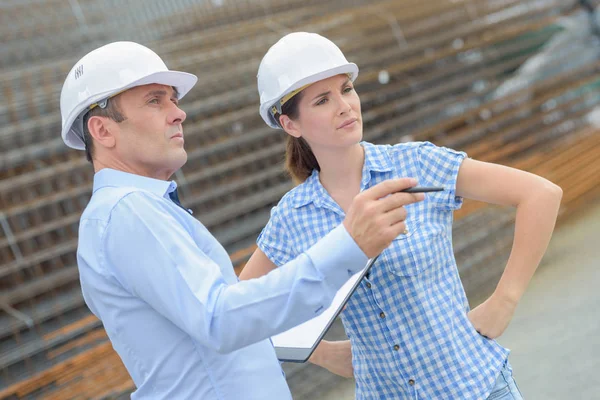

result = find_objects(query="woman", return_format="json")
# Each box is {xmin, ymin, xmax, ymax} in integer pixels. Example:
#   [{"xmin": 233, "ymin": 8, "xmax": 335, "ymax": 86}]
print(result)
[{"xmin": 241, "ymin": 32, "xmax": 562, "ymax": 399}]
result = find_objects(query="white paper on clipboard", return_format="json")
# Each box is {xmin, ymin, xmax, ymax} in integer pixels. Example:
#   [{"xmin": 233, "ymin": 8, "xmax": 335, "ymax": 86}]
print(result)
[{"xmin": 271, "ymin": 259, "xmax": 373, "ymax": 350}]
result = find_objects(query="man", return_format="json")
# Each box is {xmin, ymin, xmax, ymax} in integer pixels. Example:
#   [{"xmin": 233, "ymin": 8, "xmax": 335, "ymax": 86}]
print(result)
[{"xmin": 60, "ymin": 41, "xmax": 424, "ymax": 399}]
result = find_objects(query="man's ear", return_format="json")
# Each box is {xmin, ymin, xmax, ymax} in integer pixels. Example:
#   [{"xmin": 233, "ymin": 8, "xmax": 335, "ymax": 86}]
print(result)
[
  {"xmin": 87, "ymin": 116, "xmax": 117, "ymax": 149},
  {"xmin": 279, "ymin": 114, "xmax": 301, "ymax": 138}
]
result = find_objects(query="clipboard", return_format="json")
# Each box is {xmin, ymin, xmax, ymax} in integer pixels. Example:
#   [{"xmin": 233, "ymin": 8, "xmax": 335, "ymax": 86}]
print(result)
[{"xmin": 271, "ymin": 255, "xmax": 379, "ymax": 363}]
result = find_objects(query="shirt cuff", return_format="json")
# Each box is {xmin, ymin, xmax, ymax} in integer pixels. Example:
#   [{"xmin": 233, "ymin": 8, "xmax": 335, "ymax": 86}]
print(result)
[{"xmin": 304, "ymin": 224, "xmax": 369, "ymax": 288}]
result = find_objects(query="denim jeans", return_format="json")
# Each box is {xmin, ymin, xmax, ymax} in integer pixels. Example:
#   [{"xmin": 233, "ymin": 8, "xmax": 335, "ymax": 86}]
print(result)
[{"xmin": 486, "ymin": 360, "xmax": 524, "ymax": 400}]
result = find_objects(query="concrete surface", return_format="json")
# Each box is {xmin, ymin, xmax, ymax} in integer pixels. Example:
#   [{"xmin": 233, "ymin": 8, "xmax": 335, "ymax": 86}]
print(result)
[{"xmin": 319, "ymin": 200, "xmax": 600, "ymax": 399}]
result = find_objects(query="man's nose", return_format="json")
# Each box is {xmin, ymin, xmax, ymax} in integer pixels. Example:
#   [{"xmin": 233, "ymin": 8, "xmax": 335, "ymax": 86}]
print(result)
[{"xmin": 169, "ymin": 104, "xmax": 187, "ymax": 125}]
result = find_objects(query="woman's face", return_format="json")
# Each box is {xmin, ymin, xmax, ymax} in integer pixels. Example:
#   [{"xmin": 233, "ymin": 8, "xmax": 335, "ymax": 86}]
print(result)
[{"xmin": 281, "ymin": 74, "xmax": 363, "ymax": 151}]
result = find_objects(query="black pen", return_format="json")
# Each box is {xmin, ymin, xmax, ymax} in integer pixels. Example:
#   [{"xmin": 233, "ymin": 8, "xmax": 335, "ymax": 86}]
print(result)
[{"xmin": 401, "ymin": 186, "xmax": 444, "ymax": 193}]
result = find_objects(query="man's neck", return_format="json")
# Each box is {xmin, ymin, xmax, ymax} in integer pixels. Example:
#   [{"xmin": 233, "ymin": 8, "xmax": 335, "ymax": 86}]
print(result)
[{"xmin": 93, "ymin": 157, "xmax": 174, "ymax": 181}]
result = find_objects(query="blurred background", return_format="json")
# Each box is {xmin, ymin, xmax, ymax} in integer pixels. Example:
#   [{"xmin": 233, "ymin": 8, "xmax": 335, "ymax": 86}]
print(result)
[{"xmin": 1, "ymin": 0, "xmax": 600, "ymax": 399}]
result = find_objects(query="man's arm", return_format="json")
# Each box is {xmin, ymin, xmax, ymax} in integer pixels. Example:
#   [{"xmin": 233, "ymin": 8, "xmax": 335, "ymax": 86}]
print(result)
[{"xmin": 106, "ymin": 178, "xmax": 422, "ymax": 353}]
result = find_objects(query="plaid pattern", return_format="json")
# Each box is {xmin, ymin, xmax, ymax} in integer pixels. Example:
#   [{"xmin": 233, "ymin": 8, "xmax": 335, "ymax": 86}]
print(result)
[{"xmin": 258, "ymin": 142, "xmax": 510, "ymax": 399}]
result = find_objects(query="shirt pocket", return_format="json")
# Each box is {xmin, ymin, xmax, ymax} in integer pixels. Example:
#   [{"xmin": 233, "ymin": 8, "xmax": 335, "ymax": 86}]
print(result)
[
  {"xmin": 383, "ymin": 219, "xmax": 447, "ymax": 277},
  {"xmin": 380, "ymin": 218, "xmax": 419, "ymax": 277}
]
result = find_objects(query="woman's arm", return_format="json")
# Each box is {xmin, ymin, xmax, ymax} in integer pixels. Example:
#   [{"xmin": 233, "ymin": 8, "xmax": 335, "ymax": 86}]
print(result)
[
  {"xmin": 239, "ymin": 248, "xmax": 278, "ymax": 280},
  {"xmin": 456, "ymin": 158, "xmax": 563, "ymax": 338},
  {"xmin": 240, "ymin": 248, "xmax": 354, "ymax": 377}
]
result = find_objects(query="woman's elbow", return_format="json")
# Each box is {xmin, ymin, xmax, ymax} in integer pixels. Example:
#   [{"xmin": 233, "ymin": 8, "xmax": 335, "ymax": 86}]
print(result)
[
  {"xmin": 536, "ymin": 178, "xmax": 563, "ymax": 207},
  {"xmin": 545, "ymin": 180, "xmax": 563, "ymax": 201}
]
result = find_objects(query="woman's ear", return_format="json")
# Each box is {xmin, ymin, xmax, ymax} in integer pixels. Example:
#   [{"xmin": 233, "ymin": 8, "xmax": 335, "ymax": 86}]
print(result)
[{"xmin": 279, "ymin": 114, "xmax": 302, "ymax": 138}]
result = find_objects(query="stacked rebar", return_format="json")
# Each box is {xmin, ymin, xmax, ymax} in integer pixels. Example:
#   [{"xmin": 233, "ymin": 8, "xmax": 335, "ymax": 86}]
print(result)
[{"xmin": 1, "ymin": 0, "xmax": 599, "ymax": 398}]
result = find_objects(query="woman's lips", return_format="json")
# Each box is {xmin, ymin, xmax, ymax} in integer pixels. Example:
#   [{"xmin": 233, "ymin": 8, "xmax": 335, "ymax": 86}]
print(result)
[{"xmin": 338, "ymin": 118, "xmax": 358, "ymax": 129}]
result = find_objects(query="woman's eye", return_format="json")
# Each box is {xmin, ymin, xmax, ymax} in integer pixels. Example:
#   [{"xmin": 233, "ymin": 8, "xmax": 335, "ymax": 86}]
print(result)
[
  {"xmin": 316, "ymin": 98, "xmax": 327, "ymax": 106},
  {"xmin": 149, "ymin": 98, "xmax": 160, "ymax": 104},
  {"xmin": 343, "ymin": 86, "xmax": 354, "ymax": 93}
]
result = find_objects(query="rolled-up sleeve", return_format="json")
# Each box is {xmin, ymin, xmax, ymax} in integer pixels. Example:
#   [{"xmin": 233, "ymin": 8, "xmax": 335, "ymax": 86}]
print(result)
[
  {"xmin": 104, "ymin": 192, "xmax": 367, "ymax": 354},
  {"xmin": 257, "ymin": 209, "xmax": 296, "ymax": 266},
  {"xmin": 415, "ymin": 142, "xmax": 466, "ymax": 210}
]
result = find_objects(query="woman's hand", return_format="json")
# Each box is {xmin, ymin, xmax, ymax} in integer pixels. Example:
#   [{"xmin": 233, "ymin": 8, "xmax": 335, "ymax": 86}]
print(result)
[
  {"xmin": 467, "ymin": 293, "xmax": 518, "ymax": 339},
  {"xmin": 309, "ymin": 340, "xmax": 354, "ymax": 378}
]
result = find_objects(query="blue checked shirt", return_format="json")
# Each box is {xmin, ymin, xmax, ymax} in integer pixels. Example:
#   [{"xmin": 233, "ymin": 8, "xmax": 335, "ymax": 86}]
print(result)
[
  {"xmin": 77, "ymin": 168, "xmax": 368, "ymax": 399},
  {"xmin": 257, "ymin": 142, "xmax": 510, "ymax": 399}
]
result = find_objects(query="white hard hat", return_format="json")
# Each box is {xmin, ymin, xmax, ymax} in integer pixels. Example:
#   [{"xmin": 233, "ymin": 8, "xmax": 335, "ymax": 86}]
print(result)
[
  {"xmin": 257, "ymin": 32, "xmax": 359, "ymax": 129},
  {"xmin": 60, "ymin": 41, "xmax": 198, "ymax": 150}
]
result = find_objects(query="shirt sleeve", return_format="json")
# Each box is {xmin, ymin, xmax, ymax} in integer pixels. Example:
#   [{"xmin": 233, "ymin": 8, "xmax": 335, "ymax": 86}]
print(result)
[
  {"xmin": 103, "ymin": 191, "xmax": 367, "ymax": 354},
  {"xmin": 414, "ymin": 141, "xmax": 467, "ymax": 211},
  {"xmin": 257, "ymin": 206, "xmax": 296, "ymax": 266}
]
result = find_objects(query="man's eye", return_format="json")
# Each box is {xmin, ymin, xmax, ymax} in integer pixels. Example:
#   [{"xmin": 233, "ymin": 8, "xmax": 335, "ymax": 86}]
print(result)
[{"xmin": 149, "ymin": 98, "xmax": 160, "ymax": 104}]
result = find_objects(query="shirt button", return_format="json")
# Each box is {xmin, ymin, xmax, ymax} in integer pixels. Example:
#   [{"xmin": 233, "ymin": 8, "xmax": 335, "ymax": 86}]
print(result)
[
  {"xmin": 409, "ymin": 379, "xmax": 415, "ymax": 386},
  {"xmin": 393, "ymin": 344, "xmax": 400, "ymax": 351},
  {"xmin": 366, "ymin": 282, "xmax": 372, "ymax": 288},
  {"xmin": 379, "ymin": 312, "xmax": 385, "ymax": 319}
]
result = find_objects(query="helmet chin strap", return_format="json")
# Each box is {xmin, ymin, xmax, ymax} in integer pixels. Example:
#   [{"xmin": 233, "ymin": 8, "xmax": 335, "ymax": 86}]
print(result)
[
  {"xmin": 270, "ymin": 81, "xmax": 313, "ymax": 121},
  {"xmin": 270, "ymin": 101, "xmax": 283, "ymax": 121},
  {"xmin": 76, "ymin": 96, "xmax": 109, "ymax": 147},
  {"xmin": 72, "ymin": 113, "xmax": 88, "ymax": 147}
]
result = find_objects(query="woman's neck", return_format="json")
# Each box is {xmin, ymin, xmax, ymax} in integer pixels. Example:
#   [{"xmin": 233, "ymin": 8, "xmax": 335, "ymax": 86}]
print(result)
[{"xmin": 313, "ymin": 143, "xmax": 365, "ymax": 208}]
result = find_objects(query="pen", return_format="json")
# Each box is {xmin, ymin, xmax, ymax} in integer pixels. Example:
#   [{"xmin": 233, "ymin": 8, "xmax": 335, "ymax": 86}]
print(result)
[{"xmin": 401, "ymin": 186, "xmax": 444, "ymax": 193}]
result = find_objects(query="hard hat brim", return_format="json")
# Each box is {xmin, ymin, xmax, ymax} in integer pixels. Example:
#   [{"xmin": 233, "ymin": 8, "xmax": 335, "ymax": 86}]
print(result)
[
  {"xmin": 260, "ymin": 63, "xmax": 359, "ymax": 129},
  {"xmin": 62, "ymin": 70, "xmax": 198, "ymax": 150}
]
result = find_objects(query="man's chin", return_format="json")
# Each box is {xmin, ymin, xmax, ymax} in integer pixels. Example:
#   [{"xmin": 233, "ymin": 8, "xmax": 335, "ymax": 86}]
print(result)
[{"xmin": 175, "ymin": 150, "xmax": 188, "ymax": 170}]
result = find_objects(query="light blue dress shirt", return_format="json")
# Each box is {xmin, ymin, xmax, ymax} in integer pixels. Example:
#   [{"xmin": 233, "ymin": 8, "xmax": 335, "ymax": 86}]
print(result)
[{"xmin": 77, "ymin": 168, "xmax": 368, "ymax": 399}]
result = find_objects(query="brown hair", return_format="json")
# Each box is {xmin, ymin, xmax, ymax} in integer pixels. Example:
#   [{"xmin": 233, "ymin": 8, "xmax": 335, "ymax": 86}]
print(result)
[
  {"xmin": 82, "ymin": 96, "xmax": 127, "ymax": 164},
  {"xmin": 274, "ymin": 92, "xmax": 319, "ymax": 184}
]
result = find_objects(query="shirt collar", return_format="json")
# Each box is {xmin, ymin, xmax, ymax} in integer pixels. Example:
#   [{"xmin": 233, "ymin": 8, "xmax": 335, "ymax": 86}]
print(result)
[
  {"xmin": 290, "ymin": 142, "xmax": 394, "ymax": 208},
  {"xmin": 361, "ymin": 141, "xmax": 394, "ymax": 173},
  {"xmin": 289, "ymin": 170, "xmax": 322, "ymax": 208},
  {"xmin": 93, "ymin": 168, "xmax": 176, "ymax": 198}
]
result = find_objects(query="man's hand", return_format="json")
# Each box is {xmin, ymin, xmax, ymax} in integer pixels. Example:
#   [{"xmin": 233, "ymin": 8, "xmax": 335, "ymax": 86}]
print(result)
[
  {"xmin": 344, "ymin": 178, "xmax": 425, "ymax": 258},
  {"xmin": 309, "ymin": 340, "xmax": 353, "ymax": 378},
  {"xmin": 467, "ymin": 292, "xmax": 518, "ymax": 339}
]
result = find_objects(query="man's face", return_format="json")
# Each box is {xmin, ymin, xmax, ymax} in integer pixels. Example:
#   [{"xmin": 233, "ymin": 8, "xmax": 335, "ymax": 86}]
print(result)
[{"xmin": 112, "ymin": 84, "xmax": 188, "ymax": 180}]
